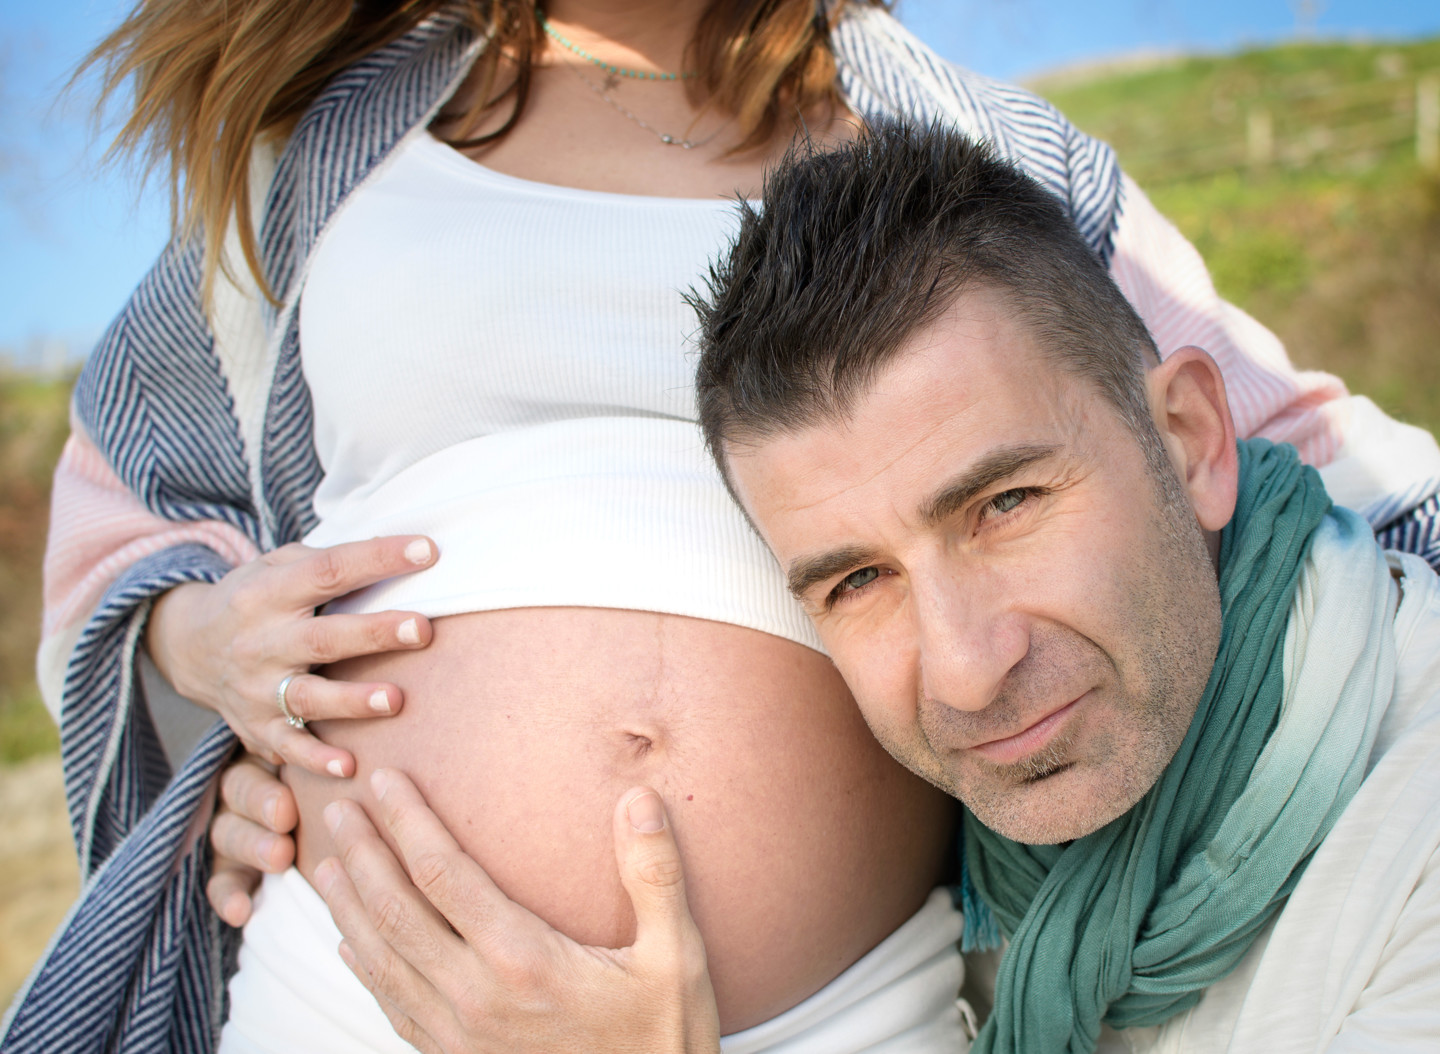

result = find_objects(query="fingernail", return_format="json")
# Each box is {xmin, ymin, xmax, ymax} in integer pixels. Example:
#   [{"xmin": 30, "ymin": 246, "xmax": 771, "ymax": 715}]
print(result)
[
  {"xmin": 314, "ymin": 859, "xmax": 337, "ymax": 896},
  {"xmin": 337, "ymin": 940, "xmax": 356, "ymax": 968},
  {"xmin": 224, "ymin": 893, "xmax": 249, "ymax": 928},
  {"xmin": 397, "ymin": 618, "xmax": 420, "ymax": 645},
  {"xmin": 370, "ymin": 769, "xmax": 390, "ymax": 801},
  {"xmin": 257, "ymin": 833, "xmax": 280, "ymax": 862},
  {"xmin": 323, "ymin": 801, "xmax": 344, "ymax": 837},
  {"xmin": 261, "ymin": 794, "xmax": 278, "ymax": 829},
  {"xmin": 626, "ymin": 791, "xmax": 665, "ymax": 833},
  {"xmin": 404, "ymin": 539, "xmax": 432, "ymax": 565},
  {"xmin": 326, "ymin": 759, "xmax": 346, "ymax": 778},
  {"xmin": 368, "ymin": 689, "xmax": 391, "ymax": 714}
]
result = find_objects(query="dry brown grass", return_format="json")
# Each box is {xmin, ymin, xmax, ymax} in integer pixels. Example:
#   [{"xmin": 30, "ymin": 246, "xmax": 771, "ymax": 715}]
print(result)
[{"xmin": 0, "ymin": 755, "xmax": 79, "ymax": 1011}]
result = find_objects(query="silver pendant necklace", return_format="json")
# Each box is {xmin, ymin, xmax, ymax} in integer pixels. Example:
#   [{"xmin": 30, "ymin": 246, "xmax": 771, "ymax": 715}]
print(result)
[{"xmin": 563, "ymin": 61, "xmax": 728, "ymax": 150}]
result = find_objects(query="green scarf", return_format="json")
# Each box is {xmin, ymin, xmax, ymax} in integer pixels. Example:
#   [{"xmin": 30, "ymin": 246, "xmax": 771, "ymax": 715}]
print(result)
[{"xmin": 965, "ymin": 439, "xmax": 1334, "ymax": 1054}]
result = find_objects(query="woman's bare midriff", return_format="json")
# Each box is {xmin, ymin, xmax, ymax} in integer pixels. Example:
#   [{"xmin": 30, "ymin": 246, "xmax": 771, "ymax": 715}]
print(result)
[{"xmin": 286, "ymin": 606, "xmax": 957, "ymax": 1034}]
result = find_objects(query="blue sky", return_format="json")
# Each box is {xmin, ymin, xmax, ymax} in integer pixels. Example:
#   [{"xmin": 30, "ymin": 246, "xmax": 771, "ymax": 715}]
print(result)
[{"xmin": 3, "ymin": 0, "xmax": 1439, "ymax": 364}]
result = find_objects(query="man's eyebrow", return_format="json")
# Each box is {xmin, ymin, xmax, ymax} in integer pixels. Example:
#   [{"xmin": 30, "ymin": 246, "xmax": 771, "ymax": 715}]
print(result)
[
  {"xmin": 786, "ymin": 544, "xmax": 882, "ymax": 600},
  {"xmin": 782, "ymin": 443, "xmax": 1060, "ymax": 600},
  {"xmin": 918, "ymin": 443, "xmax": 1061, "ymax": 526}
]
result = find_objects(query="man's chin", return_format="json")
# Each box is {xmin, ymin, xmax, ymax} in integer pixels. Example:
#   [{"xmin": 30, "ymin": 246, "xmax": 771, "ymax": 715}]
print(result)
[{"xmin": 957, "ymin": 763, "xmax": 1137, "ymax": 846}]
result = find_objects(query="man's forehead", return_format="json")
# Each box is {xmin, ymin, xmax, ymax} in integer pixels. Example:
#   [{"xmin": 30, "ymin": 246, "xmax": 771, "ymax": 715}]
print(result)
[{"xmin": 729, "ymin": 310, "xmax": 1072, "ymax": 514}]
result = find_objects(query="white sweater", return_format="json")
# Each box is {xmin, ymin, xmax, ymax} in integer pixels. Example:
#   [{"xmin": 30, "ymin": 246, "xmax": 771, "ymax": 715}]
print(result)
[{"xmin": 1088, "ymin": 549, "xmax": 1440, "ymax": 1053}]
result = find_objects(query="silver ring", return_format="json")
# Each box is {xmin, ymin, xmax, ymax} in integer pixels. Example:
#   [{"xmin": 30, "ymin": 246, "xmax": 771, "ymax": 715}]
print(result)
[{"xmin": 276, "ymin": 674, "xmax": 305, "ymax": 729}]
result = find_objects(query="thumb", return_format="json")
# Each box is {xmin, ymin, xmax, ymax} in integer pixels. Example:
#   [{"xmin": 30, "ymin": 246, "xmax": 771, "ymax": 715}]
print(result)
[
  {"xmin": 613, "ymin": 788, "xmax": 721, "ymax": 1053},
  {"xmin": 613, "ymin": 788, "xmax": 699, "ymax": 954}
]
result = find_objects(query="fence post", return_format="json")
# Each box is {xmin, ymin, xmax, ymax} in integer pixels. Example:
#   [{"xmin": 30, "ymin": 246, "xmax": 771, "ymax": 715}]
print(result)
[
  {"xmin": 1420, "ymin": 75, "xmax": 1440, "ymax": 172},
  {"xmin": 1247, "ymin": 107, "xmax": 1274, "ymax": 167}
]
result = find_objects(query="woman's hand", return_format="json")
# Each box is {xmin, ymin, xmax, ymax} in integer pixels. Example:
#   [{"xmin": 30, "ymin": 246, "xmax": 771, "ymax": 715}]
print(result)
[
  {"xmin": 315, "ymin": 770, "xmax": 720, "ymax": 1054},
  {"xmin": 145, "ymin": 536, "xmax": 438, "ymax": 778},
  {"xmin": 207, "ymin": 753, "xmax": 298, "ymax": 926}
]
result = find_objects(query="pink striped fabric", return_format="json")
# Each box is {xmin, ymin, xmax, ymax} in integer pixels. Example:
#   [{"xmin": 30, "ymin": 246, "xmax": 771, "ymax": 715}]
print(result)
[
  {"xmin": 1108, "ymin": 175, "xmax": 1347, "ymax": 468},
  {"xmin": 42, "ymin": 413, "xmax": 261, "ymax": 641}
]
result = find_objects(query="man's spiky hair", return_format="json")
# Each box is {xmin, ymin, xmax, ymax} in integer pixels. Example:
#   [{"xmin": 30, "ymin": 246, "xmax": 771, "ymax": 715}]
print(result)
[{"xmin": 693, "ymin": 121, "xmax": 1159, "ymax": 485}]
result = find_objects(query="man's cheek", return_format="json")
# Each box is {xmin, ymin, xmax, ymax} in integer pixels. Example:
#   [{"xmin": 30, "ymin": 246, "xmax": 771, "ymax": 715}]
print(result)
[{"xmin": 826, "ymin": 641, "xmax": 917, "ymax": 742}]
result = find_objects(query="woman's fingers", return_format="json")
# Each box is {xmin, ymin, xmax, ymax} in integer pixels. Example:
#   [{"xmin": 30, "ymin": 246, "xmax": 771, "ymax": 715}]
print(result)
[
  {"xmin": 290, "ymin": 611, "xmax": 432, "ymax": 671},
  {"xmin": 271, "ymin": 670, "xmax": 404, "ymax": 724},
  {"xmin": 263, "ymin": 610, "xmax": 428, "ymax": 778},
  {"xmin": 266, "ymin": 536, "xmax": 437, "ymax": 609},
  {"xmin": 211, "ymin": 756, "xmax": 297, "ymax": 872},
  {"xmin": 208, "ymin": 754, "xmax": 299, "ymax": 925},
  {"xmin": 207, "ymin": 861, "xmax": 263, "ymax": 928},
  {"xmin": 219, "ymin": 754, "xmax": 298, "ymax": 833},
  {"xmin": 266, "ymin": 720, "xmax": 357, "ymax": 778},
  {"xmin": 261, "ymin": 614, "xmax": 427, "ymax": 778},
  {"xmin": 145, "ymin": 536, "xmax": 439, "ymax": 777},
  {"xmin": 210, "ymin": 809, "xmax": 295, "ymax": 873}
]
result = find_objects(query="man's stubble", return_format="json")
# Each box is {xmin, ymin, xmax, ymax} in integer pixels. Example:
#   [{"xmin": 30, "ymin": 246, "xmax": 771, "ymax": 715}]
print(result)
[{"xmin": 903, "ymin": 432, "xmax": 1223, "ymax": 844}]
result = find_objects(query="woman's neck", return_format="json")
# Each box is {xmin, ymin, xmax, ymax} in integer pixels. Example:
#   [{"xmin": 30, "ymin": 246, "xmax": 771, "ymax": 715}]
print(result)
[
  {"xmin": 436, "ymin": 0, "xmax": 858, "ymax": 200},
  {"xmin": 541, "ymin": 0, "xmax": 708, "ymax": 78}
]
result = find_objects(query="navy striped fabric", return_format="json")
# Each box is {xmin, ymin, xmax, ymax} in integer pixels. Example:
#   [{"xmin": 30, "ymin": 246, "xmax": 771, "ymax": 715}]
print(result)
[
  {"xmin": 5, "ymin": 5, "xmax": 1437, "ymax": 1052},
  {"xmin": 1378, "ymin": 495, "xmax": 1440, "ymax": 569}
]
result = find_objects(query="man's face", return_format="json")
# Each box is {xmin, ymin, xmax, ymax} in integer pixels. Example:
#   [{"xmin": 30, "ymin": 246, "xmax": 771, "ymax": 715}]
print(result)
[{"xmin": 727, "ymin": 288, "xmax": 1225, "ymax": 844}]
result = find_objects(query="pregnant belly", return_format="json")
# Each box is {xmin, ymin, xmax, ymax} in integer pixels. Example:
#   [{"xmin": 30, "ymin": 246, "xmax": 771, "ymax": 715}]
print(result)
[{"xmin": 286, "ymin": 606, "xmax": 956, "ymax": 1034}]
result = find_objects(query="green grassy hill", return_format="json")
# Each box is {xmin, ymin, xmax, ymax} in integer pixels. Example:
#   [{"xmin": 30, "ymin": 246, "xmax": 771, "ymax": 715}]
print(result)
[
  {"xmin": 1033, "ymin": 36, "xmax": 1440, "ymax": 434},
  {"xmin": 0, "ymin": 370, "xmax": 71, "ymax": 761}
]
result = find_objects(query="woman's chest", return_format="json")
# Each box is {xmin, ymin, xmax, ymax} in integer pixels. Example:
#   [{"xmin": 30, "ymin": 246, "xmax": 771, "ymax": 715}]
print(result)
[{"xmin": 299, "ymin": 133, "xmax": 744, "ymax": 502}]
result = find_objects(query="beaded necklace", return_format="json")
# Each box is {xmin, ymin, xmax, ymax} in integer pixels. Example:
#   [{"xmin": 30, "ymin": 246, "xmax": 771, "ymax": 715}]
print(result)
[{"xmin": 539, "ymin": 14, "xmax": 697, "ymax": 81}]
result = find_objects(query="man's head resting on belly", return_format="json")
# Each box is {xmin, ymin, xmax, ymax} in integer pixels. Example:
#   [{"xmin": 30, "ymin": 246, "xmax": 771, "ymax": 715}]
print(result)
[{"xmin": 692, "ymin": 121, "xmax": 1242, "ymax": 846}]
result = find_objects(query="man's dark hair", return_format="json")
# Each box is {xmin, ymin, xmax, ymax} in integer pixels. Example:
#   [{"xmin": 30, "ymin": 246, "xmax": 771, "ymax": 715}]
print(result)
[{"xmin": 693, "ymin": 121, "xmax": 1161, "ymax": 481}]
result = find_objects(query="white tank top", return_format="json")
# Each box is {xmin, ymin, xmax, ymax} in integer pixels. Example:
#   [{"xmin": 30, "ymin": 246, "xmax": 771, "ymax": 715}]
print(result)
[
  {"xmin": 298, "ymin": 131, "xmax": 822, "ymax": 651},
  {"xmin": 302, "ymin": 131, "xmax": 743, "ymax": 514}
]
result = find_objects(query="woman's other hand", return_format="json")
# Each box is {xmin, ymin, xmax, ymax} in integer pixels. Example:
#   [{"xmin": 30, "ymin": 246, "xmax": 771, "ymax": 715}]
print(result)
[
  {"xmin": 208, "ymin": 753, "xmax": 298, "ymax": 926},
  {"xmin": 145, "ymin": 536, "xmax": 438, "ymax": 778},
  {"xmin": 316, "ymin": 771, "xmax": 720, "ymax": 1054}
]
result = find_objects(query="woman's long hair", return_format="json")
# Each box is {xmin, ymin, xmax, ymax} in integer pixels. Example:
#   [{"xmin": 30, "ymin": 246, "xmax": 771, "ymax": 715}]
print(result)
[{"xmin": 84, "ymin": 0, "xmax": 882, "ymax": 304}]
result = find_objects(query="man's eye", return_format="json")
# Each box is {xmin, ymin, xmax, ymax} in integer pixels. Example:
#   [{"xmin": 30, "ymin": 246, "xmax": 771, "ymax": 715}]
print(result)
[
  {"xmin": 984, "ymin": 488, "xmax": 1031, "ymax": 519},
  {"xmin": 835, "ymin": 566, "xmax": 880, "ymax": 596}
]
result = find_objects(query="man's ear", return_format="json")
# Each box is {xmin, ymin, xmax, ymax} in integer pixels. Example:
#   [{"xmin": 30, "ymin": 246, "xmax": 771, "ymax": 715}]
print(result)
[{"xmin": 1147, "ymin": 346, "xmax": 1238, "ymax": 532}]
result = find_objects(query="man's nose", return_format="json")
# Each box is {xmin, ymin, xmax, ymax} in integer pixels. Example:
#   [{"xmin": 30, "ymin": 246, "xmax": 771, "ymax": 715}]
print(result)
[{"xmin": 911, "ymin": 569, "xmax": 1029, "ymax": 713}]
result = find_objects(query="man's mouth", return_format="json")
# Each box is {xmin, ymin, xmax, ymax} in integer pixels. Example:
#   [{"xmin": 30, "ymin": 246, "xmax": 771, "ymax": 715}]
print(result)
[{"xmin": 967, "ymin": 696, "xmax": 1082, "ymax": 766}]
